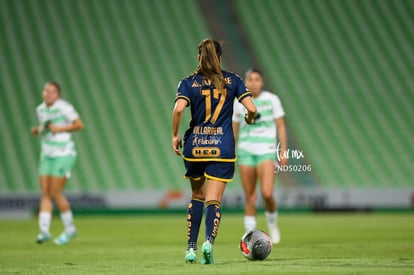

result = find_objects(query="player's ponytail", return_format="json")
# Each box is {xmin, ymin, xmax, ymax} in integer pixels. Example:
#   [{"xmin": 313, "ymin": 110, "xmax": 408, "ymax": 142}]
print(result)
[{"xmin": 196, "ymin": 39, "xmax": 225, "ymax": 89}]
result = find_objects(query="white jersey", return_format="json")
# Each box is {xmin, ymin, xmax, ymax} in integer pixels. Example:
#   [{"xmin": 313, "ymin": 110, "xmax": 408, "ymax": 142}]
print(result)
[
  {"xmin": 36, "ymin": 99, "xmax": 79, "ymax": 157},
  {"xmin": 233, "ymin": 91, "xmax": 285, "ymax": 155}
]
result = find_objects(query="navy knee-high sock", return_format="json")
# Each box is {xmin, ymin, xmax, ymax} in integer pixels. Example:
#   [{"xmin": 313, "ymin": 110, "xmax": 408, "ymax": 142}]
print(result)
[
  {"xmin": 205, "ymin": 200, "xmax": 222, "ymax": 244},
  {"xmin": 187, "ymin": 196, "xmax": 204, "ymax": 251}
]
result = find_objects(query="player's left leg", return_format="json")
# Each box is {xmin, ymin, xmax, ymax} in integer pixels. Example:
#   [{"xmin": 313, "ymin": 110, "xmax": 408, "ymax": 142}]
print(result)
[
  {"xmin": 184, "ymin": 161, "xmax": 207, "ymax": 263},
  {"xmin": 257, "ymin": 159, "xmax": 280, "ymax": 244},
  {"xmin": 239, "ymin": 164, "xmax": 258, "ymax": 232},
  {"xmin": 49, "ymin": 176, "xmax": 77, "ymax": 245},
  {"xmin": 185, "ymin": 176, "xmax": 206, "ymax": 263},
  {"xmin": 238, "ymin": 152, "xmax": 258, "ymax": 232},
  {"xmin": 49, "ymin": 155, "xmax": 77, "ymax": 245}
]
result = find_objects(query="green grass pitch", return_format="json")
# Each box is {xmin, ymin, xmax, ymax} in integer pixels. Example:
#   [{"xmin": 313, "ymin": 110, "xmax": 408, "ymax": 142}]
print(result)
[{"xmin": 0, "ymin": 213, "xmax": 413, "ymax": 274}]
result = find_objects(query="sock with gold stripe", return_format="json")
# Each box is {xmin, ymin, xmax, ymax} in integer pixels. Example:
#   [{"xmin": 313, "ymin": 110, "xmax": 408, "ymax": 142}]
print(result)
[
  {"xmin": 187, "ymin": 196, "xmax": 204, "ymax": 251},
  {"xmin": 205, "ymin": 200, "xmax": 222, "ymax": 244}
]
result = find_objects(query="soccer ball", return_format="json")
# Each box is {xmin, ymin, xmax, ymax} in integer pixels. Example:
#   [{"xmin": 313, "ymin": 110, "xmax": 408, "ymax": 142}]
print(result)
[{"xmin": 239, "ymin": 229, "xmax": 272, "ymax": 261}]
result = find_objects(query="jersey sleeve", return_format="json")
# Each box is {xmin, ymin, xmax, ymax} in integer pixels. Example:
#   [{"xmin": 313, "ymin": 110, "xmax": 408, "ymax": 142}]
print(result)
[
  {"xmin": 272, "ymin": 95, "xmax": 285, "ymax": 119},
  {"xmin": 175, "ymin": 80, "xmax": 190, "ymax": 106},
  {"xmin": 62, "ymin": 103, "xmax": 80, "ymax": 122},
  {"xmin": 234, "ymin": 74, "xmax": 251, "ymax": 102}
]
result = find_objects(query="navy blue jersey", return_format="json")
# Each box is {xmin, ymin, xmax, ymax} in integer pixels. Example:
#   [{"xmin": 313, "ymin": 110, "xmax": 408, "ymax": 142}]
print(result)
[{"xmin": 176, "ymin": 71, "xmax": 251, "ymax": 162}]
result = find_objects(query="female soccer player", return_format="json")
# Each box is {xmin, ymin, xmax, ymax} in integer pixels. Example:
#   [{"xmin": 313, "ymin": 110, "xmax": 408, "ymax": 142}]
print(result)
[
  {"xmin": 31, "ymin": 82, "xmax": 83, "ymax": 245},
  {"xmin": 172, "ymin": 39, "xmax": 257, "ymax": 264},
  {"xmin": 233, "ymin": 68, "xmax": 287, "ymax": 244}
]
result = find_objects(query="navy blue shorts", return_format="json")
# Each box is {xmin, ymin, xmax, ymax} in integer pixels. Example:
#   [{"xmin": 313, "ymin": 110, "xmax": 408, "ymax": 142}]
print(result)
[{"xmin": 184, "ymin": 161, "xmax": 235, "ymax": 183}]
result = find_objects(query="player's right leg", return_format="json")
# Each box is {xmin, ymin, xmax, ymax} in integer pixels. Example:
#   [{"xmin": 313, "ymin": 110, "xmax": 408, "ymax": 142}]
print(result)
[
  {"xmin": 37, "ymin": 175, "xmax": 53, "ymax": 243},
  {"xmin": 201, "ymin": 162, "xmax": 234, "ymax": 265},
  {"xmin": 202, "ymin": 179, "xmax": 226, "ymax": 265},
  {"xmin": 239, "ymin": 163, "xmax": 258, "ymax": 232},
  {"xmin": 37, "ymin": 157, "xmax": 54, "ymax": 244}
]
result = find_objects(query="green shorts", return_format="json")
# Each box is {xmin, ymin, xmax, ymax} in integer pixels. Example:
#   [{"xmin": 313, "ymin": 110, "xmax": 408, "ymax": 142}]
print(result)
[
  {"xmin": 237, "ymin": 150, "xmax": 276, "ymax": 167},
  {"xmin": 39, "ymin": 155, "xmax": 77, "ymax": 178}
]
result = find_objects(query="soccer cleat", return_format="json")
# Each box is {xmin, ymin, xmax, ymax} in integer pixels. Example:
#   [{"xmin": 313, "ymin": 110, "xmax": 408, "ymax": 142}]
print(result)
[
  {"xmin": 201, "ymin": 241, "xmax": 214, "ymax": 265},
  {"xmin": 269, "ymin": 226, "xmax": 281, "ymax": 244},
  {"xmin": 36, "ymin": 232, "xmax": 52, "ymax": 244},
  {"xmin": 185, "ymin": 248, "xmax": 197, "ymax": 263},
  {"xmin": 54, "ymin": 230, "xmax": 77, "ymax": 245}
]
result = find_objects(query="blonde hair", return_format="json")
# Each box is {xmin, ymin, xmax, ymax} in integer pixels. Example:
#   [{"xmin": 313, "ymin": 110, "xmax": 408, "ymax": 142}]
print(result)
[{"xmin": 196, "ymin": 39, "xmax": 225, "ymax": 89}]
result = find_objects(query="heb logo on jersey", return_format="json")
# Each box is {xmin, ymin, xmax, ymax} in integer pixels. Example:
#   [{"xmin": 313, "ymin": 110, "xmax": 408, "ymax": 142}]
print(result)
[{"xmin": 192, "ymin": 147, "xmax": 221, "ymax": 157}]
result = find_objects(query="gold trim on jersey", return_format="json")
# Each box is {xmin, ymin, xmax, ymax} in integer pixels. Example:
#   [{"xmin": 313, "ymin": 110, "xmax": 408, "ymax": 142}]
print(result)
[
  {"xmin": 238, "ymin": 91, "xmax": 252, "ymax": 101},
  {"xmin": 176, "ymin": 95, "xmax": 190, "ymax": 104}
]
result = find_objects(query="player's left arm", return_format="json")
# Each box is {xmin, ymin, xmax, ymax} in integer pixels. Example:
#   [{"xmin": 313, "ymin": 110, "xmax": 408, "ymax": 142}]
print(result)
[
  {"xmin": 48, "ymin": 104, "xmax": 84, "ymax": 133},
  {"xmin": 172, "ymin": 99, "xmax": 187, "ymax": 156},
  {"xmin": 49, "ymin": 118, "xmax": 84, "ymax": 133},
  {"xmin": 276, "ymin": 117, "xmax": 288, "ymax": 165}
]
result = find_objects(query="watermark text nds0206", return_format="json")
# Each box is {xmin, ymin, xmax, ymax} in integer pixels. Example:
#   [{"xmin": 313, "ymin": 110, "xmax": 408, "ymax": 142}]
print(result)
[{"xmin": 275, "ymin": 142, "xmax": 312, "ymax": 172}]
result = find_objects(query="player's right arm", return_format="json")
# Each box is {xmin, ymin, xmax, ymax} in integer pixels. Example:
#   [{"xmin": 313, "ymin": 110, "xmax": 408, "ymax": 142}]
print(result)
[
  {"xmin": 31, "ymin": 126, "xmax": 46, "ymax": 136},
  {"xmin": 233, "ymin": 73, "xmax": 256, "ymax": 125},
  {"xmin": 31, "ymin": 127, "xmax": 39, "ymax": 136},
  {"xmin": 31, "ymin": 108, "xmax": 44, "ymax": 136},
  {"xmin": 232, "ymin": 100, "xmax": 241, "ymax": 142},
  {"xmin": 241, "ymin": 96, "xmax": 257, "ymax": 124}
]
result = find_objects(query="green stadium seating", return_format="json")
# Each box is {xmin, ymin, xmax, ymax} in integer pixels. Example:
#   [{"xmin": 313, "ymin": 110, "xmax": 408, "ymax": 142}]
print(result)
[
  {"xmin": 234, "ymin": 0, "xmax": 414, "ymax": 188},
  {"xmin": 0, "ymin": 0, "xmax": 211, "ymax": 192},
  {"xmin": 0, "ymin": 0, "xmax": 413, "ymax": 194}
]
